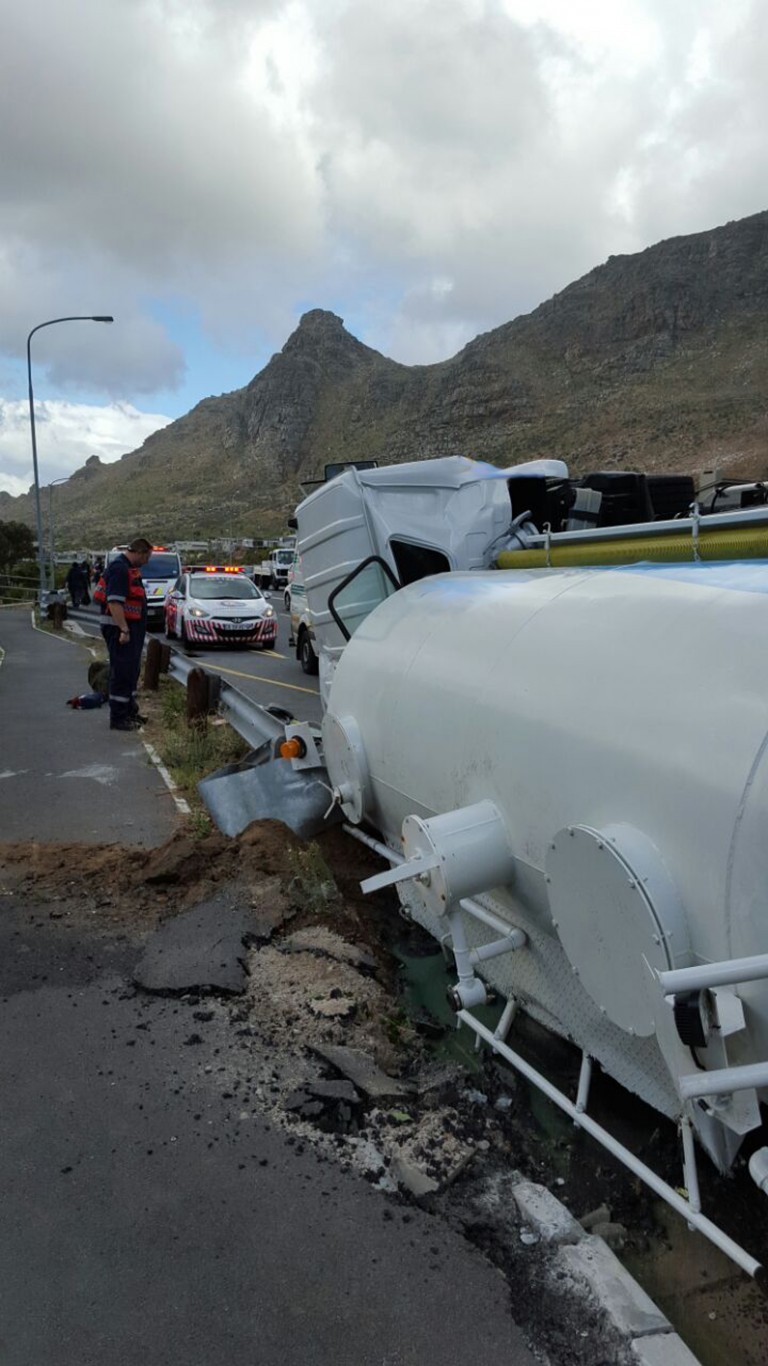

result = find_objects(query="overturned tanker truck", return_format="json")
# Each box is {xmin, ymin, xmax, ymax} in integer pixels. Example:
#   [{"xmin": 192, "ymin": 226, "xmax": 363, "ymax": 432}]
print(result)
[{"xmin": 211, "ymin": 454, "xmax": 768, "ymax": 1280}]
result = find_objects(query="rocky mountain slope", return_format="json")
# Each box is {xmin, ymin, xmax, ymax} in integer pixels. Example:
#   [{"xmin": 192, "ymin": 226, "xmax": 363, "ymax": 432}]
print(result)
[{"xmin": 4, "ymin": 210, "xmax": 768, "ymax": 544}]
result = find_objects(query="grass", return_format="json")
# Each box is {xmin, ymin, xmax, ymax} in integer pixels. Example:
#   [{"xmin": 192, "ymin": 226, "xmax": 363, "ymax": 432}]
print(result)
[
  {"xmin": 285, "ymin": 840, "xmax": 340, "ymax": 912},
  {"xmin": 146, "ymin": 676, "xmax": 250, "ymax": 830}
]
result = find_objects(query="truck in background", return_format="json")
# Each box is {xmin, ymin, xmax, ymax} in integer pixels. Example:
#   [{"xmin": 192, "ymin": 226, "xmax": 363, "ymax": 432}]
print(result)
[{"xmin": 252, "ymin": 546, "xmax": 295, "ymax": 592}]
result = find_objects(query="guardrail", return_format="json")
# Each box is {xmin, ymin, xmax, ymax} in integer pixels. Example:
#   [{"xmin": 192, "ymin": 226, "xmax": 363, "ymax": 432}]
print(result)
[
  {"xmin": 1, "ymin": 573, "xmax": 38, "ymax": 605},
  {"xmin": 165, "ymin": 648, "xmax": 288, "ymax": 750},
  {"xmin": 65, "ymin": 603, "xmax": 296, "ymax": 752}
]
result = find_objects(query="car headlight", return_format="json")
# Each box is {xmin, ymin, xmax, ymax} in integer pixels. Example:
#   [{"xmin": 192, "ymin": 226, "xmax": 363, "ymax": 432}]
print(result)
[
  {"xmin": 263, "ymin": 606, "xmax": 275, "ymax": 618},
  {"xmin": 189, "ymin": 607, "xmax": 209, "ymax": 618}
]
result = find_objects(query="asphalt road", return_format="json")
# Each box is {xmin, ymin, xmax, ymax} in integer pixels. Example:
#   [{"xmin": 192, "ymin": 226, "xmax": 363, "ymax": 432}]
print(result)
[
  {"xmin": 0, "ymin": 893, "xmax": 539, "ymax": 1366},
  {"xmin": 0, "ymin": 606, "xmax": 540, "ymax": 1365},
  {"xmin": 74, "ymin": 599, "xmax": 323, "ymax": 726},
  {"xmin": 0, "ymin": 610, "xmax": 179, "ymax": 845}
]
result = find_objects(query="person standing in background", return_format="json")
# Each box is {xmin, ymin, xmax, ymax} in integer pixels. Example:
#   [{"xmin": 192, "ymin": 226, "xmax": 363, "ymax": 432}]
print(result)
[{"xmin": 65, "ymin": 560, "xmax": 87, "ymax": 607}]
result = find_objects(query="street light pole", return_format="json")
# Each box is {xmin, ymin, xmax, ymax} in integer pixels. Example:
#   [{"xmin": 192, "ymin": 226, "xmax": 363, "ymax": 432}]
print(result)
[
  {"xmin": 47, "ymin": 475, "xmax": 71, "ymax": 591},
  {"xmin": 26, "ymin": 315, "xmax": 114, "ymax": 604}
]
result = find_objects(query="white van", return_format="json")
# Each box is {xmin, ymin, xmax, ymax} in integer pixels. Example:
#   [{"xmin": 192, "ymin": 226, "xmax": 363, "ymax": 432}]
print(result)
[{"xmin": 105, "ymin": 545, "xmax": 183, "ymax": 630}]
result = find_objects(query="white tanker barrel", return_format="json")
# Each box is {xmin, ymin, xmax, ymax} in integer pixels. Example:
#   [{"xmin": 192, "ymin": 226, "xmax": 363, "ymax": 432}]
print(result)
[{"xmin": 322, "ymin": 561, "xmax": 768, "ymax": 1131}]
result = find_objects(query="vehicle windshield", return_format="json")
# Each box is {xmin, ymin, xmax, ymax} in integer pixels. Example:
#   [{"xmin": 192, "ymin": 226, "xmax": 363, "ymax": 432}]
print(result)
[
  {"xmin": 190, "ymin": 575, "xmax": 262, "ymax": 601},
  {"xmin": 142, "ymin": 554, "xmax": 180, "ymax": 579},
  {"xmin": 276, "ymin": 550, "xmax": 294, "ymax": 564}
]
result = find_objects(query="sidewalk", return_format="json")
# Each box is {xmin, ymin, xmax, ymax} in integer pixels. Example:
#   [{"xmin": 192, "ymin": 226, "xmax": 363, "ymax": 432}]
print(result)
[{"xmin": 0, "ymin": 608, "xmax": 179, "ymax": 846}]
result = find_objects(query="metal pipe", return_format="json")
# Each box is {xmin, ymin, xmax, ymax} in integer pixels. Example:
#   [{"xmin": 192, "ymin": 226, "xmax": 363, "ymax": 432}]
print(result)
[
  {"xmin": 658, "ymin": 953, "xmax": 768, "ymax": 994},
  {"xmin": 575, "ymin": 1053, "xmax": 592, "ymax": 1114},
  {"xmin": 47, "ymin": 476, "xmax": 71, "ymax": 591},
  {"xmin": 506, "ymin": 503, "xmax": 768, "ymax": 548},
  {"xmin": 678, "ymin": 1061, "xmax": 768, "ymax": 1101},
  {"xmin": 445, "ymin": 908, "xmax": 491, "ymax": 1009},
  {"xmin": 342, "ymin": 823, "xmax": 405, "ymax": 865},
  {"xmin": 459, "ymin": 895, "xmax": 527, "ymax": 941},
  {"xmin": 494, "ymin": 997, "xmax": 517, "ymax": 1041},
  {"xmin": 681, "ymin": 1114, "xmax": 701, "ymax": 1215},
  {"xmin": 470, "ymin": 931, "xmax": 527, "ymax": 963},
  {"xmin": 458, "ymin": 1008, "xmax": 763, "ymax": 1281}
]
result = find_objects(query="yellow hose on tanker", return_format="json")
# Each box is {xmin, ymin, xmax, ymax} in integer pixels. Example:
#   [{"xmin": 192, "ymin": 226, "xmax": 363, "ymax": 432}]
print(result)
[{"xmin": 496, "ymin": 524, "xmax": 768, "ymax": 569}]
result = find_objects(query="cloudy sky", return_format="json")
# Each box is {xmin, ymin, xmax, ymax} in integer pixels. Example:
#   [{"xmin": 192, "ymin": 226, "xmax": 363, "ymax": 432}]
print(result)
[{"xmin": 0, "ymin": 0, "xmax": 765, "ymax": 495}]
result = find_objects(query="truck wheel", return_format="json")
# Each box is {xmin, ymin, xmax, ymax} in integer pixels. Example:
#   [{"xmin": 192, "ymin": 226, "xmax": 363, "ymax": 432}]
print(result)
[{"xmin": 299, "ymin": 631, "xmax": 319, "ymax": 675}]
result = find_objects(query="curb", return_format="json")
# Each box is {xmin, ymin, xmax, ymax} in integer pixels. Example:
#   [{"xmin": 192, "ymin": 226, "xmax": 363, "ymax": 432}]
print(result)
[
  {"xmin": 453, "ymin": 1169, "xmax": 702, "ymax": 1366},
  {"xmin": 511, "ymin": 1177, "xmax": 702, "ymax": 1365}
]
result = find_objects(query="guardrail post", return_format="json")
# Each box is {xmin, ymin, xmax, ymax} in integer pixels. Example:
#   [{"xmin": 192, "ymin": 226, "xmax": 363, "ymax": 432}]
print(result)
[
  {"xmin": 186, "ymin": 667, "xmax": 210, "ymax": 727},
  {"xmin": 143, "ymin": 638, "xmax": 171, "ymax": 691}
]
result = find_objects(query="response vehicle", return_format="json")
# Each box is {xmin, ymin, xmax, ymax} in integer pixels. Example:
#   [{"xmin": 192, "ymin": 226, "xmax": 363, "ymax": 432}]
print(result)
[{"xmin": 164, "ymin": 566, "xmax": 277, "ymax": 649}]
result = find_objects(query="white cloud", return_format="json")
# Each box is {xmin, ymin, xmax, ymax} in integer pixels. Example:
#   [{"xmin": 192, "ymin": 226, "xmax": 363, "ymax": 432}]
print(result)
[
  {"xmin": 0, "ymin": 400, "xmax": 172, "ymax": 495},
  {"xmin": 0, "ymin": 0, "xmax": 766, "ymax": 484}
]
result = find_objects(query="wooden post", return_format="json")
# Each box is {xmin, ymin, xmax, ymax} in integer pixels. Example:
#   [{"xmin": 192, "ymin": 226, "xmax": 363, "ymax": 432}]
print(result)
[
  {"xmin": 50, "ymin": 601, "xmax": 66, "ymax": 631},
  {"xmin": 186, "ymin": 667, "xmax": 209, "ymax": 727},
  {"xmin": 143, "ymin": 638, "xmax": 171, "ymax": 690}
]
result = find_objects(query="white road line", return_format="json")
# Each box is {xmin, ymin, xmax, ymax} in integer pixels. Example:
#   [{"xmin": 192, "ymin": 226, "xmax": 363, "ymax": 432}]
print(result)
[
  {"xmin": 142, "ymin": 740, "xmax": 192, "ymax": 815},
  {"xmin": 28, "ymin": 609, "xmax": 101, "ymax": 654}
]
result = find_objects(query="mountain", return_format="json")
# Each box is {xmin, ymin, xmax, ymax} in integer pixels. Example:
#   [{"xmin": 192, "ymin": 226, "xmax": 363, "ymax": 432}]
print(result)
[{"xmin": 4, "ymin": 210, "xmax": 768, "ymax": 545}]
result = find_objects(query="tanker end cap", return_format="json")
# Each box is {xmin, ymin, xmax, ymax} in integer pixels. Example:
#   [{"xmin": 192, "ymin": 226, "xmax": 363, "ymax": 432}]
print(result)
[
  {"xmin": 322, "ymin": 712, "xmax": 371, "ymax": 825},
  {"xmin": 402, "ymin": 801, "xmax": 515, "ymax": 918}
]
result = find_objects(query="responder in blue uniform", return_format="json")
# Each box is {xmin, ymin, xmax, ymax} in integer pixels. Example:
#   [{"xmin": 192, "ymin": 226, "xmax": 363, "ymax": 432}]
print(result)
[{"xmin": 96, "ymin": 538, "xmax": 152, "ymax": 731}]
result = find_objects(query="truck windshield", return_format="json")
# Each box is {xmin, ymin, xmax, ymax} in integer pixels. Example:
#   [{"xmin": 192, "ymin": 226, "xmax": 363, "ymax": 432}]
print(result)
[
  {"xmin": 142, "ymin": 554, "xmax": 180, "ymax": 579},
  {"xmin": 276, "ymin": 550, "xmax": 293, "ymax": 564}
]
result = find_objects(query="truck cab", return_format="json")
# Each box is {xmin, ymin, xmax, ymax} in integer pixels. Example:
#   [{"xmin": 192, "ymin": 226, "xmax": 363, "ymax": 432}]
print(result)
[{"xmin": 253, "ymin": 546, "xmax": 295, "ymax": 592}]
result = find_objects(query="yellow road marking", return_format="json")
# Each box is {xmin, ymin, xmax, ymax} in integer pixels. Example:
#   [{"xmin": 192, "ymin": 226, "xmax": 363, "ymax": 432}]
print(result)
[{"xmin": 211, "ymin": 662, "xmax": 319, "ymax": 696}]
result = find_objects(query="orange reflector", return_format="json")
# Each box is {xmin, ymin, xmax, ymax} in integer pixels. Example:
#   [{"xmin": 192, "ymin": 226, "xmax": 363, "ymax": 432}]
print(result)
[{"xmin": 279, "ymin": 737, "xmax": 306, "ymax": 761}]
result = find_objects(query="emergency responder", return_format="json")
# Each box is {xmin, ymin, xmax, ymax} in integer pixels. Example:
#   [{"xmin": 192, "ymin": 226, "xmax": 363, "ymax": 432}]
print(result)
[{"xmin": 96, "ymin": 537, "xmax": 152, "ymax": 731}]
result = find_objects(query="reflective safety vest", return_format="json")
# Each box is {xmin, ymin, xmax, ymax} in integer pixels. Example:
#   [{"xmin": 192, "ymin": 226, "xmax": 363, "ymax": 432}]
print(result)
[{"xmin": 94, "ymin": 562, "xmax": 146, "ymax": 622}]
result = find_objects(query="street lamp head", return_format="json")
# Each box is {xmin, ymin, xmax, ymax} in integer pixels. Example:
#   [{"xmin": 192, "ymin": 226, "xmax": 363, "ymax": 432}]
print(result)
[{"xmin": 91, "ymin": 315, "xmax": 114, "ymax": 323}]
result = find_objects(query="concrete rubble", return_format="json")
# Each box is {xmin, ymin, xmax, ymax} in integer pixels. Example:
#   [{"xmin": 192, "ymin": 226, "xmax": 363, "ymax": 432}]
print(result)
[{"xmin": 57, "ymin": 840, "xmax": 706, "ymax": 1366}]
